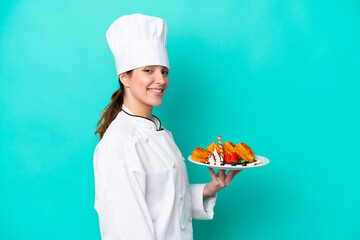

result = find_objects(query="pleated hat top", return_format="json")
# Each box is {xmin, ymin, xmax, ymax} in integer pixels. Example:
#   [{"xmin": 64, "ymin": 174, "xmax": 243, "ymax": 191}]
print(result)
[{"xmin": 106, "ymin": 13, "xmax": 169, "ymax": 75}]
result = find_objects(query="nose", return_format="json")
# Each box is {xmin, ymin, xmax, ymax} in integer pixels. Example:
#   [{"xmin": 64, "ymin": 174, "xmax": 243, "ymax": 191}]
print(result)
[{"xmin": 154, "ymin": 70, "xmax": 166, "ymax": 85}]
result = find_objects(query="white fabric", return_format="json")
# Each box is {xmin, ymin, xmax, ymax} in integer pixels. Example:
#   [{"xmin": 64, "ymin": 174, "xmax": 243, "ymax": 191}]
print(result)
[
  {"xmin": 93, "ymin": 105, "xmax": 217, "ymax": 240},
  {"xmin": 106, "ymin": 13, "xmax": 170, "ymax": 75}
]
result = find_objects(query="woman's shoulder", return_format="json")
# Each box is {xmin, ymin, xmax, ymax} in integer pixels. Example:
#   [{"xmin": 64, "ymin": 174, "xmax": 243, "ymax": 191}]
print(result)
[
  {"xmin": 101, "ymin": 111, "xmax": 139, "ymax": 145},
  {"xmin": 93, "ymin": 111, "xmax": 138, "ymax": 170},
  {"xmin": 107, "ymin": 110, "xmax": 138, "ymax": 137}
]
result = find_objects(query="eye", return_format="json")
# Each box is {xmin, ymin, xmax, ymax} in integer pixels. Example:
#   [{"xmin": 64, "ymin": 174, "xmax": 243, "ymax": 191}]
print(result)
[
  {"xmin": 162, "ymin": 70, "xmax": 169, "ymax": 75},
  {"xmin": 143, "ymin": 69, "xmax": 152, "ymax": 73}
]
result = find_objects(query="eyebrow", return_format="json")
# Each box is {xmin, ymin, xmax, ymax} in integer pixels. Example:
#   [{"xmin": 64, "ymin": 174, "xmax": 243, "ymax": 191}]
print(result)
[{"xmin": 143, "ymin": 65, "xmax": 169, "ymax": 71}]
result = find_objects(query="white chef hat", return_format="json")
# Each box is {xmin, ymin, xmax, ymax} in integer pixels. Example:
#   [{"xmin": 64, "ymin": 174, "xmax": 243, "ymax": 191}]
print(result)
[{"xmin": 106, "ymin": 13, "xmax": 170, "ymax": 76}]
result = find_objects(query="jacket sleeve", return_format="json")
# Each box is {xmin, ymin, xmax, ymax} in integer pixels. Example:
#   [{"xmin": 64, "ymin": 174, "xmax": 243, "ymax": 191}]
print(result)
[
  {"xmin": 190, "ymin": 183, "xmax": 217, "ymax": 220},
  {"xmin": 93, "ymin": 138, "xmax": 155, "ymax": 240}
]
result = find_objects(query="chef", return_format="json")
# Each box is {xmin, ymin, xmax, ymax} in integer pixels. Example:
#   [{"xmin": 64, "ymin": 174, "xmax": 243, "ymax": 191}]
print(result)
[{"xmin": 93, "ymin": 13, "xmax": 241, "ymax": 240}]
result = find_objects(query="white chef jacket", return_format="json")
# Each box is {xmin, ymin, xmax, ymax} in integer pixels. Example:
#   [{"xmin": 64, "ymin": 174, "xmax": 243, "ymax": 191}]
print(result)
[{"xmin": 93, "ymin": 105, "xmax": 217, "ymax": 240}]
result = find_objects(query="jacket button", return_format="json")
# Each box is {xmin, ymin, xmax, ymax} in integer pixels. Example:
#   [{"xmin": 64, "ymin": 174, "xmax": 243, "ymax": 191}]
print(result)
[
  {"xmin": 189, "ymin": 217, "xmax": 192, "ymax": 222},
  {"xmin": 181, "ymin": 225, "xmax": 185, "ymax": 230}
]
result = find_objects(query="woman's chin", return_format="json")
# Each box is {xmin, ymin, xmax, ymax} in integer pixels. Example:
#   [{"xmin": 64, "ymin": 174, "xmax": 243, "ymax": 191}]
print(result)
[
  {"xmin": 152, "ymin": 100, "xmax": 163, "ymax": 106},
  {"xmin": 149, "ymin": 97, "xmax": 164, "ymax": 106}
]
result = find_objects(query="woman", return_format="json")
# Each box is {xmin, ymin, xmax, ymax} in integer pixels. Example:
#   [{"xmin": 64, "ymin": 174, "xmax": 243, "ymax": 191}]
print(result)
[{"xmin": 94, "ymin": 13, "xmax": 241, "ymax": 240}]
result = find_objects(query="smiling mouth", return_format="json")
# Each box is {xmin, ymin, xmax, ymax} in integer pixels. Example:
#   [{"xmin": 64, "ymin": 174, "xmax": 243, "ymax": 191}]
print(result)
[{"xmin": 148, "ymin": 88, "xmax": 164, "ymax": 94}]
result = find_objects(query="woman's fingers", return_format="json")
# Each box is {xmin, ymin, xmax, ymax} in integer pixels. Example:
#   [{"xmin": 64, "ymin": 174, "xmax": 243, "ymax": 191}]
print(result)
[
  {"xmin": 209, "ymin": 168, "xmax": 243, "ymax": 189},
  {"xmin": 208, "ymin": 167, "xmax": 219, "ymax": 186},
  {"xmin": 224, "ymin": 170, "xmax": 233, "ymax": 186},
  {"xmin": 228, "ymin": 170, "xmax": 242, "ymax": 181},
  {"xmin": 218, "ymin": 170, "xmax": 226, "ymax": 187},
  {"xmin": 227, "ymin": 170, "xmax": 234, "ymax": 178},
  {"xmin": 231, "ymin": 170, "xmax": 242, "ymax": 179},
  {"xmin": 225, "ymin": 170, "xmax": 242, "ymax": 186}
]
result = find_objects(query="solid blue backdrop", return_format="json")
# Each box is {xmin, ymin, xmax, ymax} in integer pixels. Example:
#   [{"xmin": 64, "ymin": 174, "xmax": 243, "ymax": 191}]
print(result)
[{"xmin": 1, "ymin": 0, "xmax": 359, "ymax": 239}]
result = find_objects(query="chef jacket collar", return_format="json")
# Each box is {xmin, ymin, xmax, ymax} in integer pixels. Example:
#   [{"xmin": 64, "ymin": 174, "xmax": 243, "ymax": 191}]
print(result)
[{"xmin": 121, "ymin": 104, "xmax": 163, "ymax": 131}]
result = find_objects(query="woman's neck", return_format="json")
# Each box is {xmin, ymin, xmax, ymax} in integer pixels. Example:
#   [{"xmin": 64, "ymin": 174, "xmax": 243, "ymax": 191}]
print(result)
[{"xmin": 123, "ymin": 99, "xmax": 153, "ymax": 119}]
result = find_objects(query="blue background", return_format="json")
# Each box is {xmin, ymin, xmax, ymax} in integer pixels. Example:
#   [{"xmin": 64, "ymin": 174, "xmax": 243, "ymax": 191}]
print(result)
[{"xmin": 1, "ymin": 0, "xmax": 359, "ymax": 239}]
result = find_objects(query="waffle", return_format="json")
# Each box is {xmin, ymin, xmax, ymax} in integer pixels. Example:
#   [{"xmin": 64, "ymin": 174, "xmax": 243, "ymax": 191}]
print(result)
[
  {"xmin": 191, "ymin": 148, "xmax": 211, "ymax": 163},
  {"xmin": 207, "ymin": 142, "xmax": 220, "ymax": 154},
  {"xmin": 235, "ymin": 142, "xmax": 255, "ymax": 163},
  {"xmin": 223, "ymin": 141, "xmax": 236, "ymax": 155}
]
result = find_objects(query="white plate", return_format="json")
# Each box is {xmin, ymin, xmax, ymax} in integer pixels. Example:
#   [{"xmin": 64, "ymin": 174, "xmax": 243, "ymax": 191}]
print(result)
[{"xmin": 188, "ymin": 155, "xmax": 270, "ymax": 170}]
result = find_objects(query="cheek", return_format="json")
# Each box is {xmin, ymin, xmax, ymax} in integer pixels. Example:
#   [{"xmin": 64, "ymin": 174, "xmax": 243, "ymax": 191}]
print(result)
[{"xmin": 132, "ymin": 79, "xmax": 150, "ymax": 93}]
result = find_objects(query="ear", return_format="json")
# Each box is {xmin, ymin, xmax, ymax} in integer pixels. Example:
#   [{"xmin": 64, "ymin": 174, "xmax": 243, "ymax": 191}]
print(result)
[{"xmin": 119, "ymin": 73, "xmax": 130, "ymax": 87}]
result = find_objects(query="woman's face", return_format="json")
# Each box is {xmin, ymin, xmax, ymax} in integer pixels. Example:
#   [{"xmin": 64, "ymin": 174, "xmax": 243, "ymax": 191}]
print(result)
[{"xmin": 121, "ymin": 65, "xmax": 169, "ymax": 109}]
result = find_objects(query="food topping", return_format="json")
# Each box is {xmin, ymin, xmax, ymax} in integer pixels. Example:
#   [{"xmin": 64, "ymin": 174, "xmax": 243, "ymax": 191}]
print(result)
[{"xmin": 192, "ymin": 137, "xmax": 258, "ymax": 167}]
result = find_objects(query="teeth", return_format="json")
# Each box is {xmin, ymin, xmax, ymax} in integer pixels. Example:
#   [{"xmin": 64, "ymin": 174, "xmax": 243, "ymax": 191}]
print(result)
[{"xmin": 148, "ymin": 89, "xmax": 163, "ymax": 93}]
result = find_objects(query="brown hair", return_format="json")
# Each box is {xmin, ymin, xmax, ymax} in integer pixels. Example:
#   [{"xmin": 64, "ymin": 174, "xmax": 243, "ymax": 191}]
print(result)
[{"xmin": 95, "ymin": 70, "xmax": 133, "ymax": 140}]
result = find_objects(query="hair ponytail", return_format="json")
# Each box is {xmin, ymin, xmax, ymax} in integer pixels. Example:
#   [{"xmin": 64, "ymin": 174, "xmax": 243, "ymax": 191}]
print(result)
[{"xmin": 95, "ymin": 71, "xmax": 132, "ymax": 140}]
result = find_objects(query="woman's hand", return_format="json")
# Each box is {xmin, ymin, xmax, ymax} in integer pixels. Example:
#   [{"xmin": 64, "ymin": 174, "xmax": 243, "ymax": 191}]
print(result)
[{"xmin": 203, "ymin": 168, "xmax": 242, "ymax": 198}]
